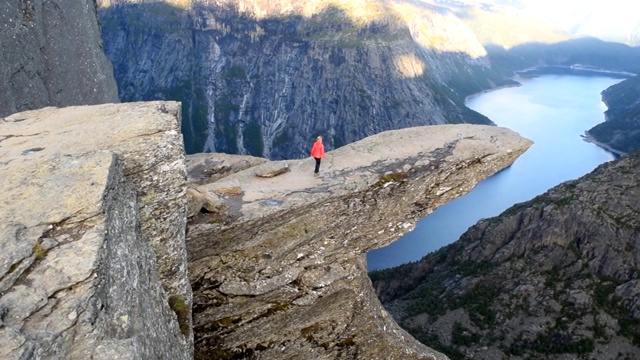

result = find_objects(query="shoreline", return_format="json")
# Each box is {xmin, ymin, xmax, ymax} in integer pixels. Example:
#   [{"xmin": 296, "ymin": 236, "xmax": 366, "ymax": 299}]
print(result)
[
  {"xmin": 465, "ymin": 79, "xmax": 522, "ymax": 102},
  {"xmin": 465, "ymin": 64, "xmax": 633, "ymax": 104},
  {"xmin": 516, "ymin": 65, "xmax": 635, "ymax": 79},
  {"xmin": 581, "ymin": 132, "xmax": 627, "ymax": 157},
  {"xmin": 465, "ymin": 68, "xmax": 629, "ymax": 158}
]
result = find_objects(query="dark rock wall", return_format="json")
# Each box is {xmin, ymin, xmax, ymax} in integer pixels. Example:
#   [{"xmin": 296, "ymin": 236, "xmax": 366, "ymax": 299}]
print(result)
[
  {"xmin": 0, "ymin": 0, "xmax": 118, "ymax": 117},
  {"xmin": 98, "ymin": 1, "xmax": 503, "ymax": 159}
]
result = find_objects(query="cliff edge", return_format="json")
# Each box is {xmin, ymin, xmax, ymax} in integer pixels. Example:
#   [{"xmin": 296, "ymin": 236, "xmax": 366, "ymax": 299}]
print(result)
[
  {"xmin": 186, "ymin": 124, "xmax": 532, "ymax": 359},
  {"xmin": 0, "ymin": 101, "xmax": 533, "ymax": 359},
  {"xmin": 0, "ymin": 102, "xmax": 191, "ymax": 359}
]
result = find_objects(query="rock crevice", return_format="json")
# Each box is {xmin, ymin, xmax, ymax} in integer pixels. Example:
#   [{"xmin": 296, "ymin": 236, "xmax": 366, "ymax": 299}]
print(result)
[
  {"xmin": 0, "ymin": 102, "xmax": 534, "ymax": 359},
  {"xmin": 186, "ymin": 124, "xmax": 532, "ymax": 359},
  {"xmin": 0, "ymin": 102, "xmax": 191, "ymax": 359}
]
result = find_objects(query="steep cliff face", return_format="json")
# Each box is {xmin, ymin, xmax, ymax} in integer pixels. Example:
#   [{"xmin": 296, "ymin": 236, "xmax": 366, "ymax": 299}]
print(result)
[
  {"xmin": 587, "ymin": 75, "xmax": 640, "ymax": 155},
  {"xmin": 185, "ymin": 124, "xmax": 532, "ymax": 359},
  {"xmin": 98, "ymin": 0, "xmax": 507, "ymax": 158},
  {"xmin": 372, "ymin": 152, "xmax": 640, "ymax": 359},
  {"xmin": 0, "ymin": 0, "xmax": 118, "ymax": 117},
  {"xmin": 0, "ymin": 102, "xmax": 191, "ymax": 359}
]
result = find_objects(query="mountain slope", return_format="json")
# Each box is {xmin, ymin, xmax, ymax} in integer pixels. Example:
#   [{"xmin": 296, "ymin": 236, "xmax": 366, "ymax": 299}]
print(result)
[
  {"xmin": 371, "ymin": 151, "xmax": 640, "ymax": 359},
  {"xmin": 587, "ymin": 75, "xmax": 640, "ymax": 155},
  {"xmin": 98, "ymin": 0, "xmax": 510, "ymax": 158}
]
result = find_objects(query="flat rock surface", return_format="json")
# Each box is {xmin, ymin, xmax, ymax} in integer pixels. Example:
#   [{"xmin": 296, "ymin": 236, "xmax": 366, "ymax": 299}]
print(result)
[
  {"xmin": 197, "ymin": 124, "xmax": 530, "ymax": 223},
  {"xmin": 187, "ymin": 124, "xmax": 533, "ymax": 359},
  {"xmin": 0, "ymin": 101, "xmax": 191, "ymax": 359}
]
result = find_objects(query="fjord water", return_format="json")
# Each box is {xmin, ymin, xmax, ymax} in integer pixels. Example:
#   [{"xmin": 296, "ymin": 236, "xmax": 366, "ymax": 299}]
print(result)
[{"xmin": 367, "ymin": 75, "xmax": 623, "ymax": 271}]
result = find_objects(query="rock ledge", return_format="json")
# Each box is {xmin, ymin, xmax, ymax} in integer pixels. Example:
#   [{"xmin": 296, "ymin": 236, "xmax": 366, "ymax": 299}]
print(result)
[
  {"xmin": 187, "ymin": 124, "xmax": 533, "ymax": 359},
  {"xmin": 0, "ymin": 102, "xmax": 191, "ymax": 359}
]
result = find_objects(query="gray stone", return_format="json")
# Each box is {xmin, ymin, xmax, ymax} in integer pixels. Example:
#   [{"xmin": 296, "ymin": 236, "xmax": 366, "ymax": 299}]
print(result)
[
  {"xmin": 254, "ymin": 162, "xmax": 290, "ymax": 178},
  {"xmin": 186, "ymin": 187, "xmax": 228, "ymax": 218},
  {"xmin": 0, "ymin": 0, "xmax": 118, "ymax": 117},
  {"xmin": 185, "ymin": 153, "xmax": 267, "ymax": 185},
  {"xmin": 0, "ymin": 102, "xmax": 191, "ymax": 359},
  {"xmin": 187, "ymin": 124, "xmax": 532, "ymax": 359}
]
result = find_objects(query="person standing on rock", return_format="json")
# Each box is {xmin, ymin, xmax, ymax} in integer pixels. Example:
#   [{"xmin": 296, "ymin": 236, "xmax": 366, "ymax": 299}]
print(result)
[{"xmin": 310, "ymin": 136, "xmax": 325, "ymax": 176}]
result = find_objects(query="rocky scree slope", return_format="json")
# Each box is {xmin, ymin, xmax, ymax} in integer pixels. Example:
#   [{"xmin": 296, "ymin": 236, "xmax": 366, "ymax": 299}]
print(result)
[
  {"xmin": 372, "ymin": 151, "xmax": 640, "ymax": 360},
  {"xmin": 185, "ymin": 124, "xmax": 532, "ymax": 359},
  {"xmin": 0, "ymin": 0, "xmax": 118, "ymax": 117},
  {"xmin": 97, "ymin": 0, "xmax": 508, "ymax": 158}
]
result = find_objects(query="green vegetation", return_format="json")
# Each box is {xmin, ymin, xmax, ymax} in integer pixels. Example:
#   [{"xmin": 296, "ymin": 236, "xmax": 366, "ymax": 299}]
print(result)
[
  {"xmin": 214, "ymin": 101, "xmax": 240, "ymax": 154},
  {"xmin": 544, "ymin": 267, "xmax": 563, "ymax": 287},
  {"xmin": 399, "ymin": 261, "xmax": 498, "ymax": 330},
  {"xmin": 300, "ymin": 4, "xmax": 408, "ymax": 48},
  {"xmin": 423, "ymin": 77, "xmax": 494, "ymax": 125},
  {"xmin": 452, "ymin": 283, "xmax": 497, "ymax": 329},
  {"xmin": 7, "ymin": 263, "xmax": 19, "ymax": 274},
  {"xmin": 225, "ymin": 65, "xmax": 247, "ymax": 79},
  {"xmin": 593, "ymin": 277, "xmax": 640, "ymax": 345},
  {"xmin": 455, "ymin": 260, "xmax": 495, "ymax": 278},
  {"xmin": 242, "ymin": 121, "xmax": 264, "ymax": 157},
  {"xmin": 32, "ymin": 241, "xmax": 47, "ymax": 261},
  {"xmin": 508, "ymin": 334, "xmax": 594, "ymax": 356},
  {"xmin": 168, "ymin": 294, "xmax": 191, "ymax": 337},
  {"xmin": 452, "ymin": 322, "xmax": 480, "ymax": 347},
  {"xmin": 373, "ymin": 172, "xmax": 408, "ymax": 188},
  {"xmin": 403, "ymin": 282, "xmax": 447, "ymax": 318},
  {"xmin": 100, "ymin": 4, "xmax": 187, "ymax": 32},
  {"xmin": 407, "ymin": 331, "xmax": 466, "ymax": 360},
  {"xmin": 272, "ymin": 130, "xmax": 290, "ymax": 149},
  {"xmin": 159, "ymin": 81, "xmax": 211, "ymax": 154}
]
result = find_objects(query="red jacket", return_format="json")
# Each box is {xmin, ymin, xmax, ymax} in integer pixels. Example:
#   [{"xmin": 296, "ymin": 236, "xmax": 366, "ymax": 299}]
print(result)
[{"xmin": 311, "ymin": 140, "xmax": 325, "ymax": 158}]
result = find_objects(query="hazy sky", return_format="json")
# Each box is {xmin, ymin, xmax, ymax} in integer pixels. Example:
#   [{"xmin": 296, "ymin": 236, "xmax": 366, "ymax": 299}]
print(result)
[{"xmin": 526, "ymin": 0, "xmax": 640, "ymax": 42}]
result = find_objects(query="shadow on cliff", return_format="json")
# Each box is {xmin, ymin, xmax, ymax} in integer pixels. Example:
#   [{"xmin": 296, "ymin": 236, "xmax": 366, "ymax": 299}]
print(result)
[
  {"xmin": 98, "ymin": 2, "xmax": 640, "ymax": 160},
  {"xmin": 98, "ymin": 1, "xmax": 504, "ymax": 158}
]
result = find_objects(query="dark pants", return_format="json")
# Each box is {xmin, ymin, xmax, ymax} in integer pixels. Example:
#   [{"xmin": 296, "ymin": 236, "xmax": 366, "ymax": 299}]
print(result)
[{"xmin": 314, "ymin": 157, "xmax": 321, "ymax": 173}]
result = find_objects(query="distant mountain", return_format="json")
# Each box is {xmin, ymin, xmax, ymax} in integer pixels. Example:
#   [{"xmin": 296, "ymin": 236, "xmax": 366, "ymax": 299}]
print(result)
[
  {"xmin": 371, "ymin": 151, "xmax": 640, "ymax": 360},
  {"xmin": 487, "ymin": 37, "xmax": 640, "ymax": 75},
  {"xmin": 587, "ymin": 75, "xmax": 640, "ymax": 154},
  {"xmin": 432, "ymin": 0, "xmax": 640, "ymax": 47},
  {"xmin": 98, "ymin": 0, "xmax": 508, "ymax": 159}
]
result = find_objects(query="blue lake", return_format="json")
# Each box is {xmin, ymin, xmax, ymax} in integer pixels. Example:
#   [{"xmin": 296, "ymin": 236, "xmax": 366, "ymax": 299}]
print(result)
[{"xmin": 367, "ymin": 74, "xmax": 623, "ymax": 271}]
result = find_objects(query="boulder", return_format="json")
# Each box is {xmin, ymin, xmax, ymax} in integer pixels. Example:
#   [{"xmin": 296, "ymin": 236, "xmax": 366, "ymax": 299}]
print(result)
[
  {"xmin": 0, "ymin": 102, "xmax": 191, "ymax": 359},
  {"xmin": 254, "ymin": 162, "xmax": 290, "ymax": 178},
  {"xmin": 185, "ymin": 153, "xmax": 267, "ymax": 184},
  {"xmin": 186, "ymin": 187, "xmax": 228, "ymax": 218}
]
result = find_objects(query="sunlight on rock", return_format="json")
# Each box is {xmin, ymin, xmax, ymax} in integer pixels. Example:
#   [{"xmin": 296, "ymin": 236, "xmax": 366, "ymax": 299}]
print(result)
[
  {"xmin": 200, "ymin": 0, "xmax": 391, "ymax": 25},
  {"xmin": 393, "ymin": 54, "xmax": 426, "ymax": 78},
  {"xmin": 392, "ymin": 2, "xmax": 487, "ymax": 59},
  {"xmin": 168, "ymin": 0, "xmax": 191, "ymax": 10},
  {"xmin": 313, "ymin": 0, "xmax": 388, "ymax": 26}
]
